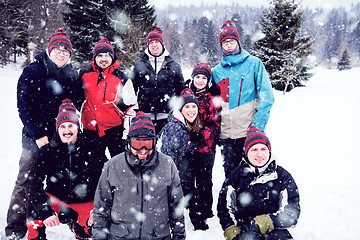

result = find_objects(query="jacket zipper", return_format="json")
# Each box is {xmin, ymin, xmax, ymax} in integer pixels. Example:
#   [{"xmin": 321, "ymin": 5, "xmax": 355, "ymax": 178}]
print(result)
[
  {"xmin": 138, "ymin": 165, "xmax": 144, "ymax": 239},
  {"xmin": 103, "ymin": 82, "xmax": 107, "ymax": 101},
  {"xmin": 238, "ymin": 75, "xmax": 244, "ymax": 106}
]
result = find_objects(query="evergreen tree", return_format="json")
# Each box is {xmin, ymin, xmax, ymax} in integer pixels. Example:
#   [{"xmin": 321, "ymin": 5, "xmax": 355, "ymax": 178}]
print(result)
[
  {"xmin": 197, "ymin": 17, "xmax": 219, "ymax": 67},
  {"xmin": 168, "ymin": 23, "xmax": 184, "ymax": 63},
  {"xmin": 63, "ymin": 0, "xmax": 155, "ymax": 68},
  {"xmin": 254, "ymin": 0, "xmax": 313, "ymax": 92},
  {"xmin": 1, "ymin": 0, "xmax": 28, "ymax": 64},
  {"xmin": 337, "ymin": 49, "xmax": 351, "ymax": 70}
]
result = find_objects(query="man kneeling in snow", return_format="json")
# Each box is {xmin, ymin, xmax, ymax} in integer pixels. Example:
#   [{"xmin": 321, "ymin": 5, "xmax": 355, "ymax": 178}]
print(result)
[
  {"xmin": 217, "ymin": 127, "xmax": 300, "ymax": 240},
  {"xmin": 25, "ymin": 99, "xmax": 107, "ymax": 240}
]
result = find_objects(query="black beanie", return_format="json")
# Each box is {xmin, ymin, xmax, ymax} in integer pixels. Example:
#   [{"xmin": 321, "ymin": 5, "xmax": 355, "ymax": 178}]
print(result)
[
  {"xmin": 219, "ymin": 20, "xmax": 240, "ymax": 46},
  {"xmin": 128, "ymin": 112, "xmax": 156, "ymax": 138},
  {"xmin": 48, "ymin": 28, "xmax": 73, "ymax": 54},
  {"xmin": 244, "ymin": 126, "xmax": 271, "ymax": 157},
  {"xmin": 93, "ymin": 37, "xmax": 115, "ymax": 60},
  {"xmin": 191, "ymin": 63, "xmax": 212, "ymax": 81},
  {"xmin": 178, "ymin": 88, "xmax": 199, "ymax": 111},
  {"xmin": 56, "ymin": 99, "xmax": 80, "ymax": 131}
]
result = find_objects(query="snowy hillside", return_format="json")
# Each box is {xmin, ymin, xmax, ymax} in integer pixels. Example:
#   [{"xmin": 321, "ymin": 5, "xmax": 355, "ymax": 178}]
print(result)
[{"xmin": 1, "ymin": 63, "xmax": 359, "ymax": 239}]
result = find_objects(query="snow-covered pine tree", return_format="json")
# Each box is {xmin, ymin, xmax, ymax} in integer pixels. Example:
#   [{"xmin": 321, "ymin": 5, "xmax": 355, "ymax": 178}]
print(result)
[
  {"xmin": 197, "ymin": 17, "xmax": 219, "ymax": 67},
  {"xmin": 1, "ymin": 0, "xmax": 28, "ymax": 64},
  {"xmin": 63, "ymin": 0, "xmax": 155, "ymax": 68},
  {"xmin": 337, "ymin": 49, "xmax": 351, "ymax": 70},
  {"xmin": 168, "ymin": 23, "xmax": 184, "ymax": 64},
  {"xmin": 254, "ymin": 0, "xmax": 313, "ymax": 92}
]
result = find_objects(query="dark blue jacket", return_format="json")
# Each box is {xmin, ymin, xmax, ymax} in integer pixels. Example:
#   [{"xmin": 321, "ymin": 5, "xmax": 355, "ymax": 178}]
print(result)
[
  {"xmin": 17, "ymin": 51, "xmax": 83, "ymax": 150},
  {"xmin": 157, "ymin": 109, "xmax": 195, "ymax": 164},
  {"xmin": 217, "ymin": 158, "xmax": 300, "ymax": 234}
]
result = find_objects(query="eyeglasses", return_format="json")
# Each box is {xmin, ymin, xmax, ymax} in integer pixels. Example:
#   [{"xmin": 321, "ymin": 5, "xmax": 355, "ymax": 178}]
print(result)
[
  {"xmin": 53, "ymin": 47, "xmax": 70, "ymax": 56},
  {"xmin": 221, "ymin": 39, "xmax": 237, "ymax": 47},
  {"xmin": 129, "ymin": 137, "xmax": 156, "ymax": 151}
]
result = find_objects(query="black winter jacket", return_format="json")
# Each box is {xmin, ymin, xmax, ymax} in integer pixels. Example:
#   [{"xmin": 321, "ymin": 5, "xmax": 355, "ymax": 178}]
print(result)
[
  {"xmin": 17, "ymin": 51, "xmax": 83, "ymax": 150},
  {"xmin": 217, "ymin": 158, "xmax": 300, "ymax": 234},
  {"xmin": 132, "ymin": 51, "xmax": 184, "ymax": 119},
  {"xmin": 25, "ymin": 133, "xmax": 107, "ymax": 221}
]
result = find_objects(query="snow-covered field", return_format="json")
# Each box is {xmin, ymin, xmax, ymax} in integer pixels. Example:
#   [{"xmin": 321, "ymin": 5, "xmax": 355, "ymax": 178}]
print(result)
[{"xmin": 1, "ymin": 62, "xmax": 359, "ymax": 239}]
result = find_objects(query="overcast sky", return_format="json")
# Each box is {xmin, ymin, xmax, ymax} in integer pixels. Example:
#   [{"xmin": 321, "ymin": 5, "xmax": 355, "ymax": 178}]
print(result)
[{"xmin": 148, "ymin": 0, "xmax": 359, "ymax": 10}]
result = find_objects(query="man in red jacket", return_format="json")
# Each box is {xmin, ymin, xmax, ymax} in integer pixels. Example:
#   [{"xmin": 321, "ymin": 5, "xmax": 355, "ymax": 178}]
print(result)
[{"xmin": 80, "ymin": 37, "xmax": 137, "ymax": 158}]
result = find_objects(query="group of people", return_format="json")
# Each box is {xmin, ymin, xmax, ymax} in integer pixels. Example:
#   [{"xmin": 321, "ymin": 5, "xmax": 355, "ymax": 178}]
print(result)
[{"xmin": 5, "ymin": 19, "xmax": 300, "ymax": 240}]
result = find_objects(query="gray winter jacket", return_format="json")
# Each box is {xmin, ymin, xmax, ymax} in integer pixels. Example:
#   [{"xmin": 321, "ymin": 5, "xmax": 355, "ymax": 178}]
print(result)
[{"xmin": 92, "ymin": 150, "xmax": 186, "ymax": 240}]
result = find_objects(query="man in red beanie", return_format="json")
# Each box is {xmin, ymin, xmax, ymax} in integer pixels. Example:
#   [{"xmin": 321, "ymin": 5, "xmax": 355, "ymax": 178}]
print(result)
[
  {"xmin": 6, "ymin": 28, "xmax": 84, "ymax": 240},
  {"xmin": 211, "ymin": 20, "xmax": 275, "ymax": 178},
  {"xmin": 93, "ymin": 112, "xmax": 186, "ymax": 240},
  {"xmin": 131, "ymin": 27, "xmax": 185, "ymax": 133},
  {"xmin": 80, "ymin": 37, "xmax": 137, "ymax": 159},
  {"xmin": 217, "ymin": 127, "xmax": 300, "ymax": 240},
  {"xmin": 25, "ymin": 99, "xmax": 107, "ymax": 240}
]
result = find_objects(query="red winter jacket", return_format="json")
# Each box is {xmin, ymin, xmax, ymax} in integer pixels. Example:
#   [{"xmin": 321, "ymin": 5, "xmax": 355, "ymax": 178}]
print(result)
[{"xmin": 81, "ymin": 60, "xmax": 131, "ymax": 137}]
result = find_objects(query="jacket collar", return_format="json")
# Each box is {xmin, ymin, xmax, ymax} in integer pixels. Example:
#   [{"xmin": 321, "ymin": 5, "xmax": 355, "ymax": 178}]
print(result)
[{"xmin": 221, "ymin": 48, "xmax": 250, "ymax": 67}]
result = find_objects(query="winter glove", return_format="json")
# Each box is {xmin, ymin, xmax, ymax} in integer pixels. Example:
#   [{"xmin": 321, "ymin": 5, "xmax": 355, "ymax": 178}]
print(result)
[
  {"xmin": 223, "ymin": 225, "xmax": 241, "ymax": 240},
  {"xmin": 254, "ymin": 214, "xmax": 274, "ymax": 234},
  {"xmin": 122, "ymin": 115, "xmax": 133, "ymax": 140}
]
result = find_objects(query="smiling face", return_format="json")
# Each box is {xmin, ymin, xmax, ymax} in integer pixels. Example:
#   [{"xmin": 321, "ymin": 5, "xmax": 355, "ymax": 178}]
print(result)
[
  {"xmin": 49, "ymin": 46, "xmax": 70, "ymax": 68},
  {"xmin": 181, "ymin": 102, "xmax": 198, "ymax": 123},
  {"xmin": 58, "ymin": 122, "xmax": 78, "ymax": 144},
  {"xmin": 193, "ymin": 74, "xmax": 208, "ymax": 91},
  {"xmin": 95, "ymin": 52, "xmax": 113, "ymax": 69},
  {"xmin": 148, "ymin": 40, "xmax": 163, "ymax": 56},
  {"xmin": 247, "ymin": 143, "xmax": 270, "ymax": 167}
]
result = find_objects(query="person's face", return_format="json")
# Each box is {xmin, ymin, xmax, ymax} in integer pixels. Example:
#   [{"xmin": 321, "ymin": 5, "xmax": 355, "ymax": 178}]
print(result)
[
  {"xmin": 247, "ymin": 143, "xmax": 270, "ymax": 167},
  {"xmin": 58, "ymin": 122, "xmax": 78, "ymax": 144},
  {"xmin": 193, "ymin": 74, "xmax": 208, "ymax": 91},
  {"xmin": 95, "ymin": 52, "xmax": 112, "ymax": 69},
  {"xmin": 181, "ymin": 102, "xmax": 198, "ymax": 123},
  {"xmin": 148, "ymin": 40, "xmax": 163, "ymax": 56},
  {"xmin": 221, "ymin": 38, "xmax": 237, "ymax": 52},
  {"xmin": 49, "ymin": 46, "xmax": 70, "ymax": 68},
  {"xmin": 129, "ymin": 136, "xmax": 155, "ymax": 161}
]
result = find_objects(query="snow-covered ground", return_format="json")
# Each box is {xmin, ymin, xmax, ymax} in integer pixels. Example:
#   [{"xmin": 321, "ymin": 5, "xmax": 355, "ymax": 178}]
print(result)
[{"xmin": 0, "ymin": 62, "xmax": 359, "ymax": 239}]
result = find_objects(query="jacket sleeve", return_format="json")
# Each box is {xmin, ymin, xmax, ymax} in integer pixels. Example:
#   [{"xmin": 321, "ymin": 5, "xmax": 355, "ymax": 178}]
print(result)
[
  {"xmin": 217, "ymin": 178, "xmax": 237, "ymax": 230},
  {"xmin": 92, "ymin": 162, "xmax": 113, "ymax": 240},
  {"xmin": 200, "ymin": 95, "xmax": 221, "ymax": 142},
  {"xmin": 17, "ymin": 66, "xmax": 47, "ymax": 140},
  {"xmin": 159, "ymin": 123, "xmax": 188, "ymax": 163},
  {"xmin": 269, "ymin": 167, "xmax": 300, "ymax": 229},
  {"xmin": 25, "ymin": 147, "xmax": 56, "ymax": 220},
  {"xmin": 252, "ymin": 60, "xmax": 274, "ymax": 132},
  {"xmin": 168, "ymin": 159, "xmax": 186, "ymax": 239},
  {"xmin": 173, "ymin": 63, "xmax": 185, "ymax": 96}
]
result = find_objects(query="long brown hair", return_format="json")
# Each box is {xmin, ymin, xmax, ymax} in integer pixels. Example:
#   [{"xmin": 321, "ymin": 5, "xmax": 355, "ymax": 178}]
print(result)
[{"xmin": 185, "ymin": 115, "xmax": 200, "ymax": 133}]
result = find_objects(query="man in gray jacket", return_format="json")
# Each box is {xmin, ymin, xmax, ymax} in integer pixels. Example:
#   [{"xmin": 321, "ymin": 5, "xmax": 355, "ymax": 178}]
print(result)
[{"xmin": 92, "ymin": 112, "xmax": 186, "ymax": 240}]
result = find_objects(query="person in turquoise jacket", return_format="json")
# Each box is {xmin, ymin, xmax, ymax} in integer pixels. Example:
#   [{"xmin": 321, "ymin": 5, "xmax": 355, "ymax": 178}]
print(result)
[{"xmin": 211, "ymin": 20, "xmax": 274, "ymax": 177}]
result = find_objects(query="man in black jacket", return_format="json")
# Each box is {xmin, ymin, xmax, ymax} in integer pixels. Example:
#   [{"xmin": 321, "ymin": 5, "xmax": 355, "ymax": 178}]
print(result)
[
  {"xmin": 5, "ymin": 28, "xmax": 83, "ymax": 240},
  {"xmin": 131, "ymin": 27, "xmax": 184, "ymax": 133},
  {"xmin": 25, "ymin": 99, "xmax": 106, "ymax": 240}
]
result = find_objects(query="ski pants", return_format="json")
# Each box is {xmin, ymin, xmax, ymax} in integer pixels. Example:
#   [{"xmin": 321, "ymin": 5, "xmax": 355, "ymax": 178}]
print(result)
[
  {"xmin": 26, "ymin": 193, "xmax": 93, "ymax": 240},
  {"xmin": 219, "ymin": 137, "xmax": 246, "ymax": 178},
  {"xmin": 176, "ymin": 152, "xmax": 215, "ymax": 222},
  {"xmin": 6, "ymin": 148, "xmax": 35, "ymax": 239}
]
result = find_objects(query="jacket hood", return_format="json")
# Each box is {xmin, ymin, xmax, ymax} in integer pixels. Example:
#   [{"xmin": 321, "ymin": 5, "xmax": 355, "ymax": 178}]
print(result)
[{"xmin": 221, "ymin": 48, "xmax": 250, "ymax": 67}]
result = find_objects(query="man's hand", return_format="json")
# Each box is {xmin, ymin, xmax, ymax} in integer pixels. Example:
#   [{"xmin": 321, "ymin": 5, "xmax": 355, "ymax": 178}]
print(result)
[
  {"xmin": 43, "ymin": 214, "xmax": 60, "ymax": 227},
  {"xmin": 35, "ymin": 136, "xmax": 49, "ymax": 148}
]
